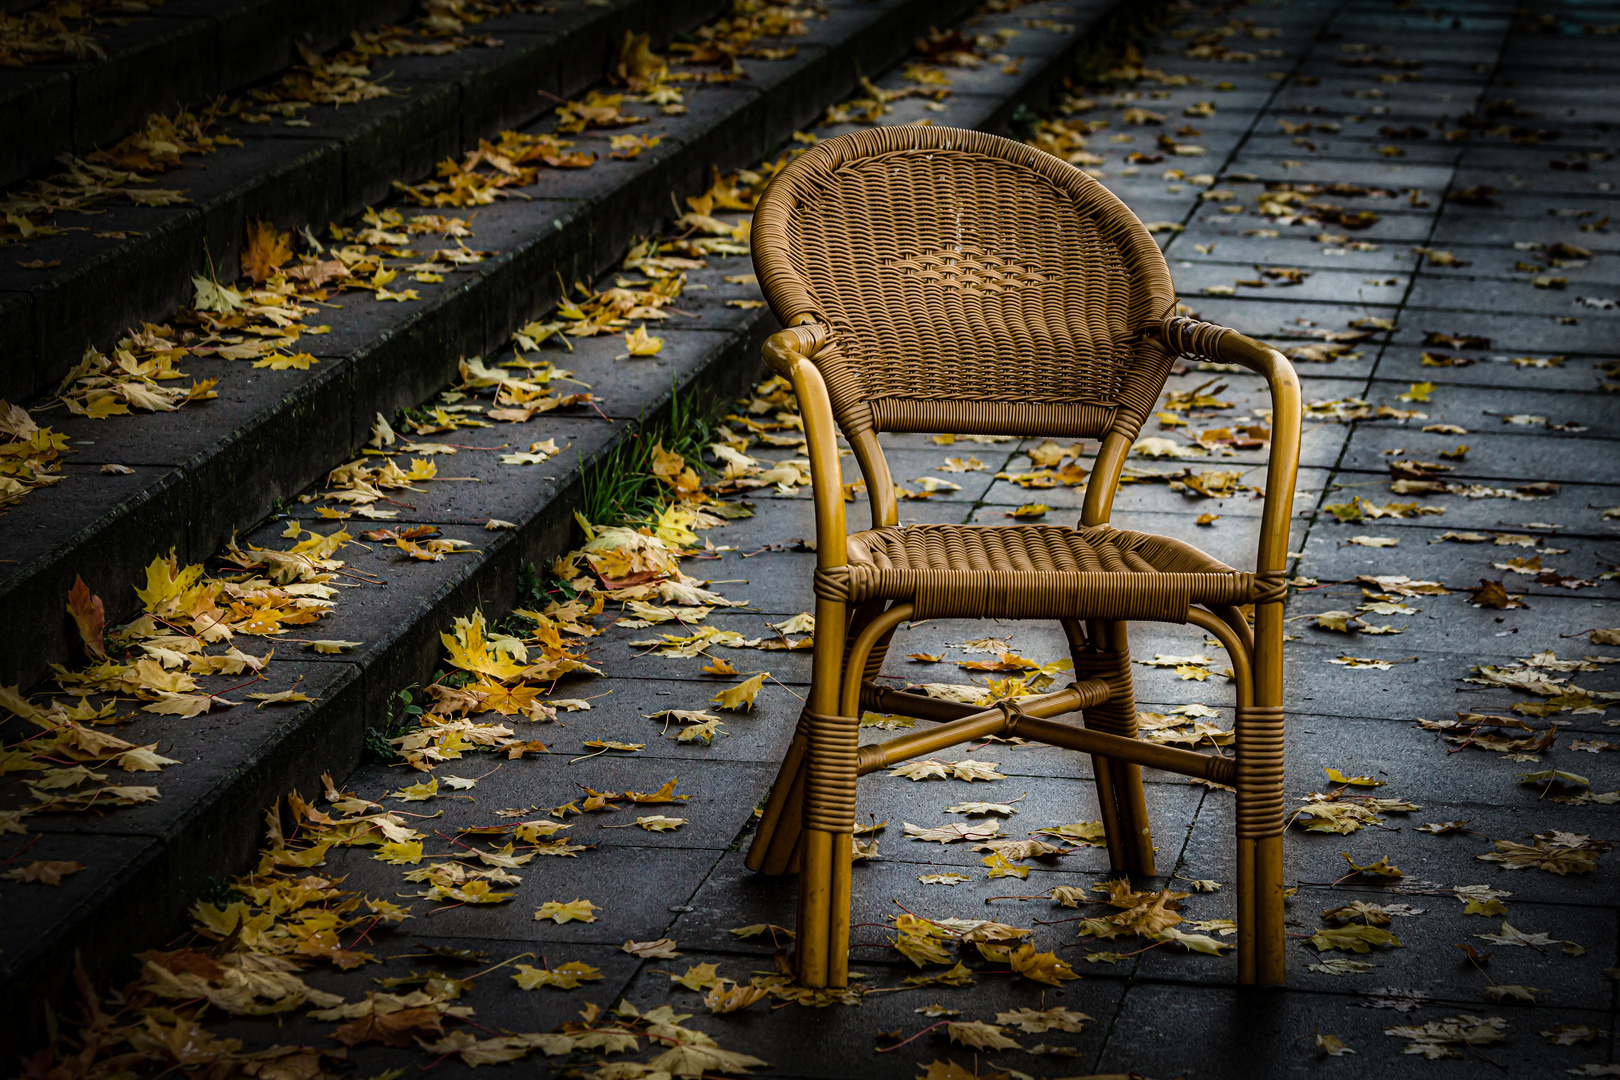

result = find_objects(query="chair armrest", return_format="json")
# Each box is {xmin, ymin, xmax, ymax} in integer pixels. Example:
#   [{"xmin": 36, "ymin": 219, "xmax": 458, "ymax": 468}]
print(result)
[
  {"xmin": 1160, "ymin": 316, "xmax": 1302, "ymax": 586},
  {"xmin": 762, "ymin": 325, "xmax": 846, "ymax": 571}
]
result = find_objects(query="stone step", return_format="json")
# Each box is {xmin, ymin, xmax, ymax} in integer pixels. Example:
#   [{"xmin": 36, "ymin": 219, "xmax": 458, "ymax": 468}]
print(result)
[
  {"xmin": 0, "ymin": 0, "xmax": 732, "ymax": 405},
  {"xmin": 0, "ymin": 0, "xmax": 419, "ymax": 190},
  {"xmin": 0, "ymin": 0, "xmax": 968, "ymax": 690},
  {"xmin": 0, "ymin": 0, "xmax": 1126, "ymax": 1057}
]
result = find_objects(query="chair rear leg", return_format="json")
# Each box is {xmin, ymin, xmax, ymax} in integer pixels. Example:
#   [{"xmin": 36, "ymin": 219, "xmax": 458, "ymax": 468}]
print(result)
[
  {"xmin": 1068, "ymin": 619, "xmax": 1155, "ymax": 877},
  {"xmin": 746, "ymin": 722, "xmax": 808, "ymax": 875},
  {"xmin": 750, "ymin": 600, "xmax": 883, "ymax": 877}
]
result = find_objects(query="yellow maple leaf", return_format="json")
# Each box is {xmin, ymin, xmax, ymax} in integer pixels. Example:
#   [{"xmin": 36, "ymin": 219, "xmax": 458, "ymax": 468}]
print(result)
[
  {"xmin": 375, "ymin": 840, "xmax": 423, "ymax": 865},
  {"xmin": 252, "ymin": 353, "xmax": 317, "ymax": 371},
  {"xmin": 389, "ymin": 777, "xmax": 438, "ymax": 802},
  {"xmin": 533, "ymin": 898, "xmax": 599, "ymax": 924},
  {"xmin": 133, "ymin": 552, "xmax": 205, "ymax": 614},
  {"xmin": 512, "ymin": 961, "xmax": 603, "ymax": 990},
  {"xmin": 623, "ymin": 777, "xmax": 687, "ymax": 803},
  {"xmin": 84, "ymin": 395, "xmax": 130, "ymax": 419},
  {"xmin": 669, "ymin": 962, "xmax": 721, "ymax": 991},
  {"xmin": 141, "ymin": 692, "xmax": 229, "ymax": 718},
  {"xmin": 622, "ymin": 323, "xmax": 663, "ymax": 357},
  {"xmin": 634, "ymin": 815, "xmax": 687, "ymax": 831},
  {"xmin": 240, "ymin": 219, "xmax": 293, "ymax": 282},
  {"xmin": 982, "ymin": 852, "xmax": 1029, "ymax": 879},
  {"xmin": 711, "ymin": 671, "xmax": 766, "ymax": 711},
  {"xmin": 1007, "ymin": 942, "xmax": 1080, "ymax": 985},
  {"xmin": 248, "ymin": 688, "xmax": 315, "ymax": 708},
  {"xmin": 1324, "ymin": 767, "xmax": 1384, "ymax": 787},
  {"xmin": 441, "ymin": 610, "xmax": 528, "ymax": 679}
]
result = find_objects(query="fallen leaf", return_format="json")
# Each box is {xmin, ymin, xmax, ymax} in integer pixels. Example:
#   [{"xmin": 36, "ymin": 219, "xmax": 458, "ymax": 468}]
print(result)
[
  {"xmin": 632, "ymin": 815, "xmax": 686, "ymax": 832},
  {"xmin": 533, "ymin": 898, "xmax": 598, "ymax": 924},
  {"xmin": 919, "ymin": 873, "xmax": 970, "ymax": 886},
  {"xmin": 1311, "ymin": 925, "xmax": 1403, "ymax": 953},
  {"xmin": 711, "ymin": 672, "xmax": 766, "ymax": 711},
  {"xmin": 66, "ymin": 577, "xmax": 106, "ymax": 657},
  {"xmin": 511, "ymin": 961, "xmax": 603, "ymax": 990},
  {"xmin": 945, "ymin": 1020, "xmax": 1020, "ymax": 1051},
  {"xmin": 0, "ymin": 860, "xmax": 85, "ymax": 885},
  {"xmin": 669, "ymin": 962, "xmax": 721, "ymax": 991},
  {"xmin": 1317, "ymin": 1032, "xmax": 1355, "ymax": 1056}
]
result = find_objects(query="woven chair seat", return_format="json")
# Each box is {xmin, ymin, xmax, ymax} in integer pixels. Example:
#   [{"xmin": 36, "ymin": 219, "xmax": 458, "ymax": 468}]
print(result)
[{"xmin": 813, "ymin": 524, "xmax": 1281, "ymax": 622}]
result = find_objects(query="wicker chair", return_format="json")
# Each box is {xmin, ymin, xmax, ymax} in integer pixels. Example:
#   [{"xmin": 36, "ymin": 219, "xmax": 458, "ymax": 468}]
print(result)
[{"xmin": 745, "ymin": 126, "xmax": 1301, "ymax": 988}]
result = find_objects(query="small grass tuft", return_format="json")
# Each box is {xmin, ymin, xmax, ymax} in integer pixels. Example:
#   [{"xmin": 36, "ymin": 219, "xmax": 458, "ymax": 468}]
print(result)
[{"xmin": 580, "ymin": 380, "xmax": 729, "ymax": 527}]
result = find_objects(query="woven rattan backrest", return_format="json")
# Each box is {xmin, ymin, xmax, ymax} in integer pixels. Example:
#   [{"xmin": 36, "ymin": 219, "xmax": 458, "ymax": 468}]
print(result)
[{"xmin": 752, "ymin": 126, "xmax": 1178, "ymax": 441}]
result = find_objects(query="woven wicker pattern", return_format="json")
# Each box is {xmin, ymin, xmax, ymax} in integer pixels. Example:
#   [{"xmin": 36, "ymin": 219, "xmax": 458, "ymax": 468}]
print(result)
[
  {"xmin": 752, "ymin": 126, "xmax": 1177, "ymax": 441},
  {"xmin": 815, "ymin": 524, "xmax": 1263, "ymax": 621}
]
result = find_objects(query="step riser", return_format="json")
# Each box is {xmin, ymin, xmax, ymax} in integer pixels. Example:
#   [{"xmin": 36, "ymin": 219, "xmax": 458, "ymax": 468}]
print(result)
[{"xmin": 0, "ymin": 0, "xmax": 975, "ymax": 693}]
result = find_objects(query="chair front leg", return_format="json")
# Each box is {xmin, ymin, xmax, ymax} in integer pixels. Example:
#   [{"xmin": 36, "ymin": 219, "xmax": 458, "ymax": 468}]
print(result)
[
  {"xmin": 1239, "ymin": 599, "xmax": 1287, "ymax": 985},
  {"xmin": 796, "ymin": 595, "xmax": 856, "ymax": 987}
]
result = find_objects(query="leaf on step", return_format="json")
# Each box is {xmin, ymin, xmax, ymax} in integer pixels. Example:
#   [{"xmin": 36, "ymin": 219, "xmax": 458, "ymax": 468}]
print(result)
[
  {"xmin": 1316, "ymin": 1032, "xmax": 1355, "ymax": 1056},
  {"xmin": 981, "ymin": 852, "xmax": 1029, "ymax": 879},
  {"xmin": 903, "ymin": 821, "xmax": 1001, "ymax": 844},
  {"xmin": 512, "ymin": 961, "xmax": 603, "ymax": 990},
  {"xmin": 241, "ymin": 219, "xmax": 294, "ymax": 282},
  {"xmin": 1007, "ymin": 943, "xmax": 1080, "ymax": 985},
  {"xmin": 0, "ymin": 860, "xmax": 84, "ymax": 885},
  {"xmin": 996, "ymin": 1005, "xmax": 1089, "ymax": 1033},
  {"xmin": 533, "ymin": 899, "xmax": 598, "ymax": 924},
  {"xmin": 1324, "ymin": 767, "xmax": 1384, "ymax": 787},
  {"xmin": 632, "ymin": 815, "xmax": 686, "ymax": 832},
  {"xmin": 1342, "ymin": 853, "xmax": 1404, "ymax": 878}
]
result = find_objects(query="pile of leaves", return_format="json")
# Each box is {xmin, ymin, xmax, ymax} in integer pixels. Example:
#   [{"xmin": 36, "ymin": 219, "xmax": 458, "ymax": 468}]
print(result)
[
  {"xmin": 0, "ymin": 533, "xmax": 375, "ymax": 835},
  {"xmin": 21, "ymin": 772, "xmax": 774, "ymax": 1079},
  {"xmin": 888, "ymin": 910, "xmax": 1081, "ymax": 988},
  {"xmin": 50, "ymin": 214, "xmax": 484, "ymax": 425},
  {"xmin": 1065, "ymin": 879, "xmax": 1235, "ymax": 960},
  {"xmin": 0, "ymin": 0, "xmax": 152, "ymax": 66},
  {"xmin": 0, "ymin": 104, "xmax": 239, "ymax": 246},
  {"xmin": 0, "ymin": 399, "xmax": 68, "ymax": 507}
]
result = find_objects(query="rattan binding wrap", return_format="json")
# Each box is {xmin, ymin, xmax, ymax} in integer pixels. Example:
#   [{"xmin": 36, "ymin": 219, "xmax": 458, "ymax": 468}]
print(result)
[
  {"xmin": 1235, "ymin": 705, "xmax": 1285, "ymax": 840},
  {"xmin": 1070, "ymin": 642, "xmax": 1137, "ymax": 740},
  {"xmin": 752, "ymin": 126, "xmax": 1178, "ymax": 445},
  {"xmin": 801, "ymin": 710, "xmax": 859, "ymax": 833},
  {"xmin": 1159, "ymin": 314, "xmax": 1235, "ymax": 364}
]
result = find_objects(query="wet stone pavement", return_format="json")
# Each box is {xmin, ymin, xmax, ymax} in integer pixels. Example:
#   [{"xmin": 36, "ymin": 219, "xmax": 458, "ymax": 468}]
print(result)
[{"xmin": 59, "ymin": 1, "xmax": 1620, "ymax": 1077}]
